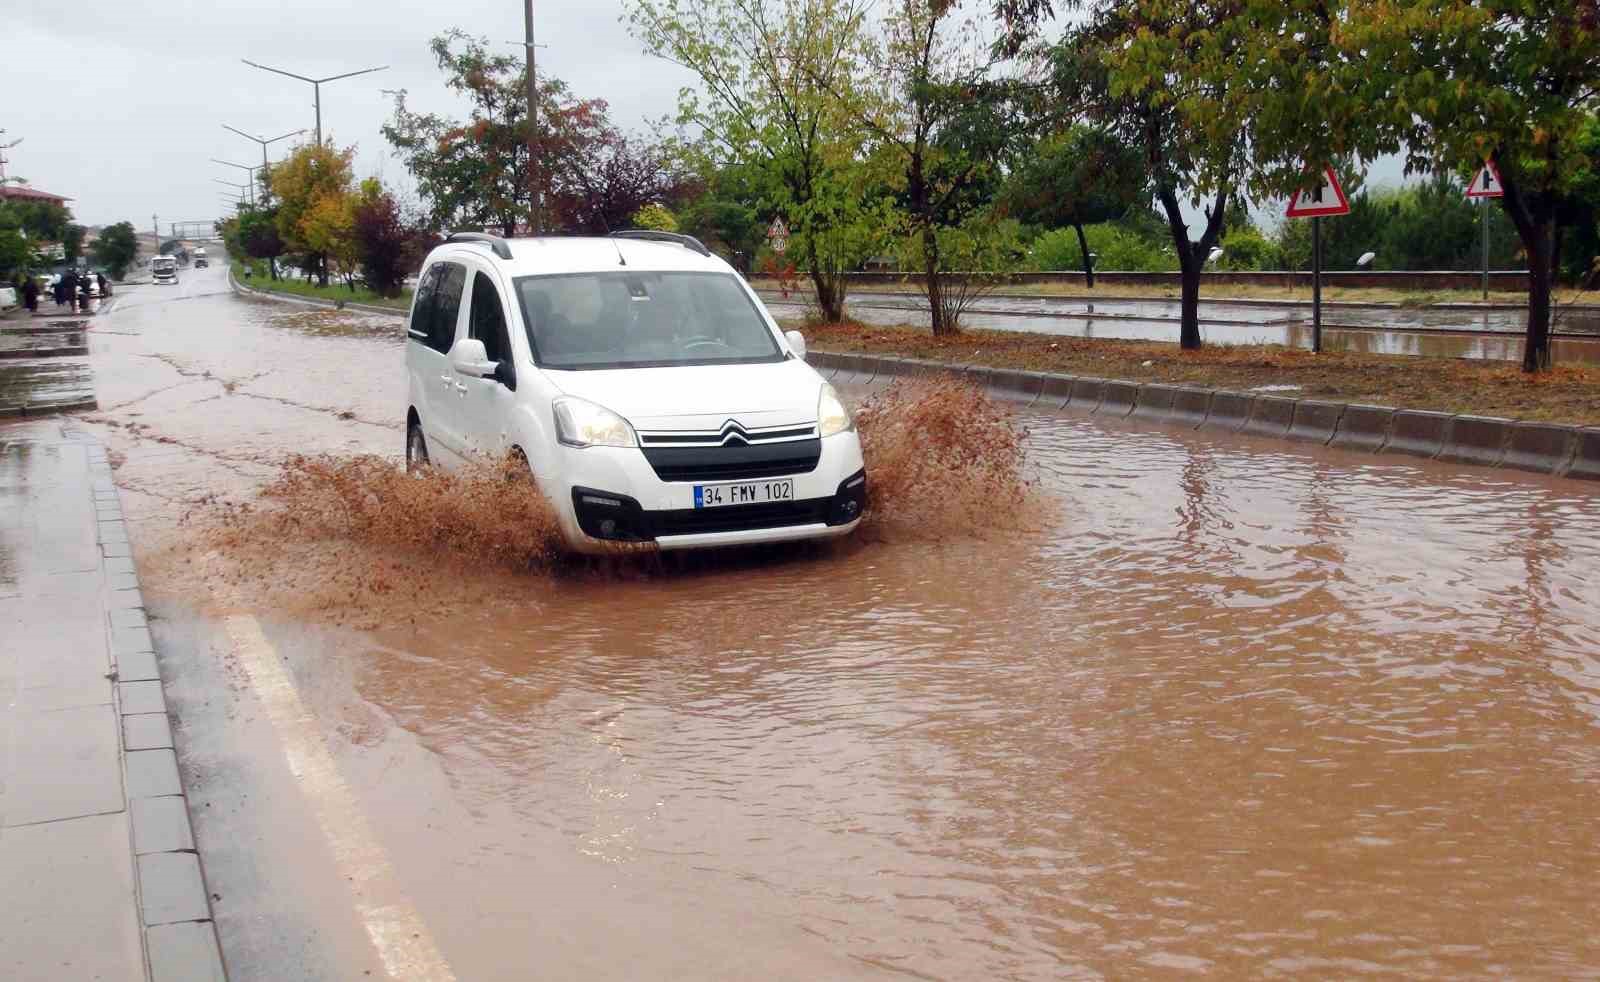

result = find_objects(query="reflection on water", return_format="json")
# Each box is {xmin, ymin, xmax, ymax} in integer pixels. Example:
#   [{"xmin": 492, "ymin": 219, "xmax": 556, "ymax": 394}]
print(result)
[
  {"xmin": 767, "ymin": 296, "xmax": 1600, "ymax": 364},
  {"xmin": 338, "ymin": 408, "xmax": 1600, "ymax": 979}
]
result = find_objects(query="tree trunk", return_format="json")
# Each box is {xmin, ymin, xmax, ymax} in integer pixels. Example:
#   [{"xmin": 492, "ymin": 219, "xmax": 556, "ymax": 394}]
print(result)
[
  {"xmin": 1522, "ymin": 222, "xmax": 1554, "ymax": 373},
  {"xmin": 268, "ymin": 258, "xmax": 278, "ymax": 281},
  {"xmin": 1501, "ymin": 172, "xmax": 1557, "ymax": 374},
  {"xmin": 317, "ymin": 253, "xmax": 330, "ymax": 288},
  {"xmin": 1178, "ymin": 255, "xmax": 1202, "ymax": 350},
  {"xmin": 923, "ymin": 222, "xmax": 950, "ymax": 335},
  {"xmin": 803, "ymin": 228, "xmax": 845, "ymax": 322},
  {"xmin": 1075, "ymin": 222, "xmax": 1094, "ymax": 289}
]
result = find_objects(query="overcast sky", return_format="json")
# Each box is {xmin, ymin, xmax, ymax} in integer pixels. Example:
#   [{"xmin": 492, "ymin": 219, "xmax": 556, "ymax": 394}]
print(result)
[
  {"xmin": 4, "ymin": 0, "xmax": 699, "ymax": 229},
  {"xmin": 5, "ymin": 0, "xmax": 1407, "ymax": 234}
]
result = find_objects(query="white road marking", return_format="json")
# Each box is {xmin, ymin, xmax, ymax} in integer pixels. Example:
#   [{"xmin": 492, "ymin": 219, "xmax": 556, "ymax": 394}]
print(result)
[{"xmin": 222, "ymin": 611, "xmax": 458, "ymax": 981}]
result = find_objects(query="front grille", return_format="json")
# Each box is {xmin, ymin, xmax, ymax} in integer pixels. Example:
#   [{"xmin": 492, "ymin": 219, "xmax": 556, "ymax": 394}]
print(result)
[{"xmin": 641, "ymin": 438, "xmax": 822, "ymax": 483}]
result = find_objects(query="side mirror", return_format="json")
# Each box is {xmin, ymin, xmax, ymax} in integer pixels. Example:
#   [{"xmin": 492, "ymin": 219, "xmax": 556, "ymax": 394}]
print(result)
[
  {"xmin": 785, "ymin": 330, "xmax": 808, "ymax": 360},
  {"xmin": 448, "ymin": 338, "xmax": 497, "ymax": 378}
]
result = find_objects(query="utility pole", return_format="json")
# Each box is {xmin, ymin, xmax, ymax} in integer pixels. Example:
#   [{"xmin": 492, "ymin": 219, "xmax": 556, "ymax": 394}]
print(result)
[
  {"xmin": 152, "ymin": 214, "xmax": 160, "ymax": 255},
  {"xmin": 524, "ymin": 0, "xmax": 542, "ymax": 235},
  {"xmin": 240, "ymin": 61, "xmax": 388, "ymax": 146}
]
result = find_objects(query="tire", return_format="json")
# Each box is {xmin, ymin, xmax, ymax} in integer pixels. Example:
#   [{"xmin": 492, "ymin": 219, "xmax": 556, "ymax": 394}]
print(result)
[{"xmin": 406, "ymin": 422, "xmax": 430, "ymax": 473}]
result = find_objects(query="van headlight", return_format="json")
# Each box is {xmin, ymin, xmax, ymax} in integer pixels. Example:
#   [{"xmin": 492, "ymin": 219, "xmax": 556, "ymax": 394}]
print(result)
[
  {"xmin": 818, "ymin": 383, "xmax": 854, "ymax": 438},
  {"xmin": 553, "ymin": 397, "xmax": 637, "ymax": 448}
]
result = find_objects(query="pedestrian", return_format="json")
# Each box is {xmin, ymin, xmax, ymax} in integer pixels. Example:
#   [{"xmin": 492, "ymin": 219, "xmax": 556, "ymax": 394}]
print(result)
[
  {"xmin": 96, "ymin": 272, "xmax": 109, "ymax": 298},
  {"xmin": 22, "ymin": 275, "xmax": 39, "ymax": 313},
  {"xmin": 60, "ymin": 268, "xmax": 78, "ymax": 312},
  {"xmin": 52, "ymin": 273, "xmax": 65, "ymax": 309}
]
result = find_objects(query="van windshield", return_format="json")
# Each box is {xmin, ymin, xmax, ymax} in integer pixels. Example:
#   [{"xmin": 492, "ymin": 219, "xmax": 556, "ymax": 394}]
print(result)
[{"xmin": 514, "ymin": 271, "xmax": 783, "ymax": 370}]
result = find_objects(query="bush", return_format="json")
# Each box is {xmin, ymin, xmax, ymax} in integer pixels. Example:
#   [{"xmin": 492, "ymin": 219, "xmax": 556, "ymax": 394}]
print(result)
[
  {"xmin": 1027, "ymin": 223, "xmax": 1175, "ymax": 272},
  {"xmin": 1216, "ymin": 227, "xmax": 1281, "ymax": 270}
]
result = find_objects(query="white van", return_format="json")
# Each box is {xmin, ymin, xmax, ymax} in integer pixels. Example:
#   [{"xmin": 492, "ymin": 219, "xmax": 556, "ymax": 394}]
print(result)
[
  {"xmin": 152, "ymin": 256, "xmax": 178, "ymax": 284},
  {"xmin": 403, "ymin": 231, "xmax": 867, "ymax": 553}
]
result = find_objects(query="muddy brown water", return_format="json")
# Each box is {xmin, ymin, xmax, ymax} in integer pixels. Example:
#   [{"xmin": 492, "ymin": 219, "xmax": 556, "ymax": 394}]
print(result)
[{"xmin": 82, "ymin": 270, "xmax": 1600, "ymax": 979}]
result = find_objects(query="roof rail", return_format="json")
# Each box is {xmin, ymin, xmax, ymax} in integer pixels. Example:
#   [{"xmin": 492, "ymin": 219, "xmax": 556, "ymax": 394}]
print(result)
[
  {"xmin": 610, "ymin": 230, "xmax": 712, "ymax": 258},
  {"xmin": 446, "ymin": 231, "xmax": 513, "ymax": 260}
]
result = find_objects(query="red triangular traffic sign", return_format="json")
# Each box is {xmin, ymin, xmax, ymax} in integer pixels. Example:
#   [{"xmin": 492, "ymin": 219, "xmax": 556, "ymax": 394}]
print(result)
[
  {"xmin": 1285, "ymin": 166, "xmax": 1351, "ymax": 218},
  {"xmin": 1466, "ymin": 160, "xmax": 1504, "ymax": 199}
]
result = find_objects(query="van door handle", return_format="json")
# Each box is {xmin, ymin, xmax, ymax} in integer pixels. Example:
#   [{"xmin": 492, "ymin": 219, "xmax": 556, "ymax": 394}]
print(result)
[
  {"xmin": 453, "ymin": 382, "xmax": 468, "ymax": 394},
  {"xmin": 439, "ymin": 374, "xmax": 452, "ymax": 386}
]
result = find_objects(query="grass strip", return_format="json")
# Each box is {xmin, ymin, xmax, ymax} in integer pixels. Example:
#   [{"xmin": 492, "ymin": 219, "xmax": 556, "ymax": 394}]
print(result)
[
  {"xmin": 799, "ymin": 320, "xmax": 1600, "ymax": 426},
  {"xmin": 233, "ymin": 261, "xmax": 412, "ymax": 311}
]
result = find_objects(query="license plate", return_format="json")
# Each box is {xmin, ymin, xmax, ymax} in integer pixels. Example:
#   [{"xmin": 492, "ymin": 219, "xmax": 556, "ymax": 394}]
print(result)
[{"xmin": 694, "ymin": 479, "xmax": 794, "ymax": 509}]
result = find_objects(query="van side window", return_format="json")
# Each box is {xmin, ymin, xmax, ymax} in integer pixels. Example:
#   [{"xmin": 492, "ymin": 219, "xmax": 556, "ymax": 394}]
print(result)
[
  {"xmin": 431, "ymin": 264, "xmax": 467, "ymax": 354},
  {"xmin": 408, "ymin": 265, "xmax": 441, "ymax": 346},
  {"xmin": 469, "ymin": 272, "xmax": 514, "ymax": 379}
]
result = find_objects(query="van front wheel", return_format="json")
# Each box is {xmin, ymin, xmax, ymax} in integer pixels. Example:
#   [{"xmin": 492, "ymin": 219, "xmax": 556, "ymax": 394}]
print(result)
[{"xmin": 406, "ymin": 422, "xmax": 430, "ymax": 473}]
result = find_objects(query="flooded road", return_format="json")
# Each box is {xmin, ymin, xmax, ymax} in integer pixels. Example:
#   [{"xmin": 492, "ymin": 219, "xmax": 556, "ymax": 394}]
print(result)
[
  {"xmin": 761, "ymin": 291, "xmax": 1600, "ymax": 364},
  {"xmin": 84, "ymin": 265, "xmax": 1600, "ymax": 979}
]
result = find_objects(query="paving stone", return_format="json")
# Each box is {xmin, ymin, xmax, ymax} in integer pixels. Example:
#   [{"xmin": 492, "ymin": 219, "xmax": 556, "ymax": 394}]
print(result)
[
  {"xmin": 1168, "ymin": 388, "xmax": 1213, "ymax": 429},
  {"xmin": 101, "ymin": 539, "xmax": 132, "ymax": 558},
  {"xmin": 110, "ymin": 606, "xmax": 147, "ymax": 630},
  {"xmin": 1330, "ymin": 404, "xmax": 1395, "ymax": 452},
  {"xmin": 1096, "ymin": 380, "xmax": 1139, "ymax": 418},
  {"xmin": 138, "ymin": 851, "xmax": 210, "ymax": 925},
  {"xmin": 2, "ymin": 705, "xmax": 123, "ymax": 825},
  {"xmin": 123, "ymin": 712, "xmax": 174, "ymax": 751},
  {"xmin": 126, "ymin": 748, "xmax": 182, "ymax": 799},
  {"xmin": 118, "ymin": 679, "xmax": 165, "ymax": 714},
  {"xmin": 0, "ymin": 813, "xmax": 145, "ymax": 979},
  {"xmin": 1130, "ymin": 383, "xmax": 1179, "ymax": 421},
  {"xmin": 1438, "ymin": 414, "xmax": 1512, "ymax": 467},
  {"xmin": 1202, "ymin": 391, "xmax": 1255, "ymax": 432},
  {"xmin": 1288, "ymin": 400, "xmax": 1345, "ymax": 445},
  {"xmin": 1565, "ymin": 427, "xmax": 1600, "ymax": 481},
  {"xmin": 1383, "ymin": 409, "xmax": 1454, "ymax": 460},
  {"xmin": 103, "ymin": 556, "xmax": 135, "ymax": 576},
  {"xmin": 113, "ymin": 624, "xmax": 155, "ymax": 656},
  {"xmin": 131, "ymin": 796, "xmax": 195, "ymax": 855},
  {"xmin": 1036, "ymin": 373, "xmax": 1077, "ymax": 410},
  {"xmin": 988, "ymin": 368, "xmax": 1044, "ymax": 405},
  {"xmin": 117, "ymin": 647, "xmax": 160, "ymax": 682},
  {"xmin": 107, "ymin": 586, "xmax": 146, "ymax": 611},
  {"xmin": 147, "ymin": 921, "xmax": 226, "ymax": 982},
  {"xmin": 1071, "ymin": 376, "xmax": 1108, "ymax": 409},
  {"xmin": 1242, "ymin": 395, "xmax": 1297, "ymax": 437},
  {"xmin": 1502, "ymin": 422, "xmax": 1577, "ymax": 475}
]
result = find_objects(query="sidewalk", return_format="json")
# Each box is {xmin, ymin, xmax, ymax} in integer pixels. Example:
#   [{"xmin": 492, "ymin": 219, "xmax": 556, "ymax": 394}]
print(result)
[{"xmin": 0, "ymin": 419, "xmax": 224, "ymax": 981}]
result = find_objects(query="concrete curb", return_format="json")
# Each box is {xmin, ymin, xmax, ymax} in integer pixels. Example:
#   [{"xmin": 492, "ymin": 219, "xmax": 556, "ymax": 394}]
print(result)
[
  {"xmin": 85, "ymin": 441, "xmax": 227, "ymax": 981},
  {"xmin": 228, "ymin": 269, "xmax": 409, "ymax": 319},
  {"xmin": 809, "ymin": 350, "xmax": 1597, "ymax": 482}
]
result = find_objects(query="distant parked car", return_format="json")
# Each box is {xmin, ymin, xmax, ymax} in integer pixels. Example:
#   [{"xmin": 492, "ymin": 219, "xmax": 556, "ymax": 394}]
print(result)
[{"xmin": 0, "ymin": 286, "xmax": 18, "ymax": 311}]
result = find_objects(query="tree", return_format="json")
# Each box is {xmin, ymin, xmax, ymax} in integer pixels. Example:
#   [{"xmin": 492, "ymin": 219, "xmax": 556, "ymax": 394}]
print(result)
[
  {"xmin": 0, "ymin": 207, "xmax": 31, "ymax": 282},
  {"xmin": 90, "ymin": 222, "xmax": 140, "ymax": 279},
  {"xmin": 998, "ymin": 0, "xmax": 1246, "ymax": 348},
  {"xmin": 838, "ymin": 0, "xmax": 1030, "ymax": 333},
  {"xmin": 352, "ymin": 181, "xmax": 423, "ymax": 297},
  {"xmin": 1343, "ymin": 1, "xmax": 1600, "ymax": 372},
  {"xmin": 630, "ymin": 203, "xmax": 678, "ymax": 231},
  {"xmin": 62, "ymin": 224, "xmax": 86, "ymax": 264},
  {"xmin": 302, "ymin": 191, "xmax": 360, "ymax": 289},
  {"xmin": 560, "ymin": 130, "xmax": 690, "ymax": 234},
  {"xmin": 238, "ymin": 208, "xmax": 287, "ymax": 280},
  {"xmin": 267, "ymin": 143, "xmax": 355, "ymax": 287},
  {"xmin": 383, "ymin": 31, "xmax": 612, "ymax": 238},
  {"xmin": 625, "ymin": 0, "xmax": 879, "ymax": 322},
  {"xmin": 998, "ymin": 126, "xmax": 1146, "ymax": 286}
]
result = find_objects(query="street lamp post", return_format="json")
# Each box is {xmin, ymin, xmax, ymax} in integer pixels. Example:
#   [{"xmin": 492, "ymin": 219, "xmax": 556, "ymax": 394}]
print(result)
[
  {"xmin": 211, "ymin": 160, "xmax": 258, "ymax": 206},
  {"xmin": 524, "ymin": 0, "xmax": 541, "ymax": 234},
  {"xmin": 221, "ymin": 125, "xmax": 307, "ymax": 196},
  {"xmin": 240, "ymin": 60, "xmax": 388, "ymax": 146}
]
